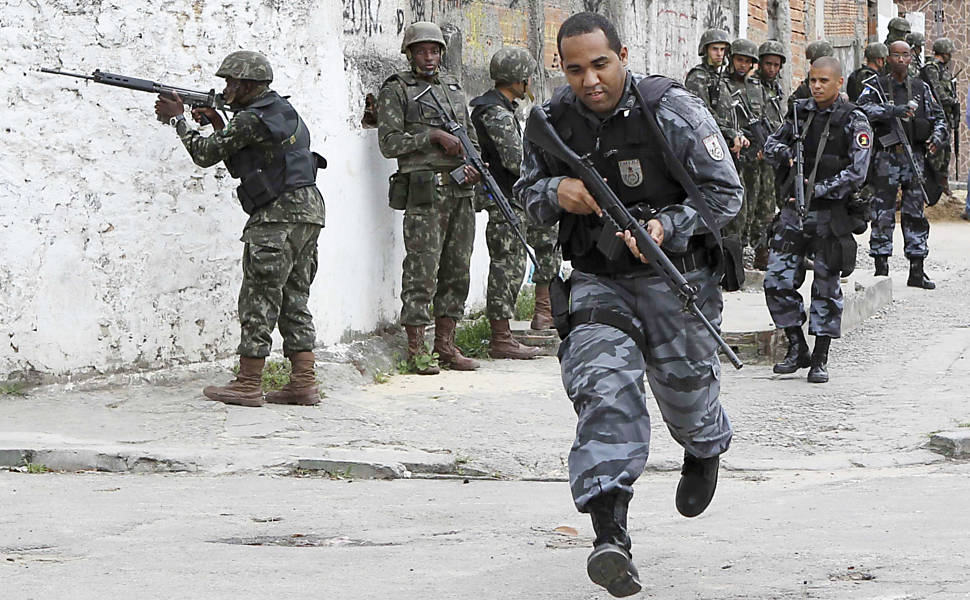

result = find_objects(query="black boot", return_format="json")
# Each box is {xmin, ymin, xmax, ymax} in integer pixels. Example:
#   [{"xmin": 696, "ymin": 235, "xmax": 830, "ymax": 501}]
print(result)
[
  {"xmin": 773, "ymin": 326, "xmax": 810, "ymax": 374},
  {"xmin": 676, "ymin": 451, "xmax": 720, "ymax": 517},
  {"xmin": 907, "ymin": 258, "xmax": 936, "ymax": 289},
  {"xmin": 586, "ymin": 492, "xmax": 641, "ymax": 598},
  {"xmin": 807, "ymin": 336, "xmax": 830, "ymax": 383},
  {"xmin": 873, "ymin": 255, "xmax": 889, "ymax": 277}
]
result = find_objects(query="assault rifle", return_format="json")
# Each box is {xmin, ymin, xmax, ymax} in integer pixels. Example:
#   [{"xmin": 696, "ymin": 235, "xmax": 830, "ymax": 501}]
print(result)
[
  {"xmin": 861, "ymin": 74, "xmax": 931, "ymax": 205},
  {"xmin": 791, "ymin": 101, "xmax": 807, "ymax": 223},
  {"xmin": 40, "ymin": 68, "xmax": 230, "ymax": 125},
  {"xmin": 523, "ymin": 105, "xmax": 744, "ymax": 370},
  {"xmin": 414, "ymin": 85, "xmax": 538, "ymax": 270},
  {"xmin": 731, "ymin": 89, "xmax": 771, "ymax": 160}
]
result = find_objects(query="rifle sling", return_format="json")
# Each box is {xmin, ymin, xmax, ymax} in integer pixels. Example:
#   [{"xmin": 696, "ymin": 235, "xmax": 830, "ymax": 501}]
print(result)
[{"xmin": 804, "ymin": 112, "xmax": 833, "ymax": 206}]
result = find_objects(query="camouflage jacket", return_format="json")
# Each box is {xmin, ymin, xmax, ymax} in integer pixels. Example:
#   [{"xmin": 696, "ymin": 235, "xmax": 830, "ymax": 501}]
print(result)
[
  {"xmin": 748, "ymin": 70, "xmax": 787, "ymax": 131},
  {"xmin": 685, "ymin": 61, "xmax": 739, "ymax": 141},
  {"xmin": 515, "ymin": 72, "xmax": 742, "ymax": 254},
  {"xmin": 908, "ymin": 53, "xmax": 923, "ymax": 80},
  {"xmin": 922, "ymin": 57, "xmax": 957, "ymax": 111},
  {"xmin": 176, "ymin": 89, "xmax": 325, "ymax": 229},
  {"xmin": 765, "ymin": 98, "xmax": 872, "ymax": 203},
  {"xmin": 376, "ymin": 69, "xmax": 479, "ymax": 173},
  {"xmin": 469, "ymin": 89, "xmax": 523, "ymax": 206}
]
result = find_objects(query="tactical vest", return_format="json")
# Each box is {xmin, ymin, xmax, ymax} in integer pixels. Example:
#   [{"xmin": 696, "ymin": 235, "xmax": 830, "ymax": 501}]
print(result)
[
  {"xmin": 748, "ymin": 73, "xmax": 785, "ymax": 129},
  {"xmin": 224, "ymin": 91, "xmax": 316, "ymax": 213},
  {"xmin": 469, "ymin": 89, "xmax": 519, "ymax": 199},
  {"xmin": 846, "ymin": 66, "xmax": 877, "ymax": 103},
  {"xmin": 546, "ymin": 77, "xmax": 689, "ymax": 275},
  {"xmin": 872, "ymin": 75, "xmax": 933, "ymax": 148},
  {"xmin": 799, "ymin": 100, "xmax": 855, "ymax": 206},
  {"xmin": 922, "ymin": 58, "xmax": 956, "ymax": 99}
]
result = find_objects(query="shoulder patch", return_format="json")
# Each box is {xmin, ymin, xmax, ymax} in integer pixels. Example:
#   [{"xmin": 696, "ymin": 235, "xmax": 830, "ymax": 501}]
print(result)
[
  {"xmin": 703, "ymin": 133, "xmax": 725, "ymax": 161},
  {"xmin": 855, "ymin": 131, "xmax": 871, "ymax": 149}
]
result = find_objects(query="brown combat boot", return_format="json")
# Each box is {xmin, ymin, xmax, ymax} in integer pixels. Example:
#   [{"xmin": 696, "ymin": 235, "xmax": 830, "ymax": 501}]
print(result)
[
  {"xmin": 531, "ymin": 284, "xmax": 554, "ymax": 330},
  {"xmin": 433, "ymin": 317, "xmax": 479, "ymax": 371},
  {"xmin": 405, "ymin": 325, "xmax": 440, "ymax": 375},
  {"xmin": 265, "ymin": 351, "xmax": 320, "ymax": 405},
  {"xmin": 203, "ymin": 357, "xmax": 265, "ymax": 407},
  {"xmin": 489, "ymin": 319, "xmax": 540, "ymax": 360},
  {"xmin": 753, "ymin": 246, "xmax": 770, "ymax": 271}
]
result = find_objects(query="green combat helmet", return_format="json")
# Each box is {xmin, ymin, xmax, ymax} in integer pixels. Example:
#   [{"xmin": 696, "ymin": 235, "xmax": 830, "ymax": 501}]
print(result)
[
  {"xmin": 731, "ymin": 38, "xmax": 759, "ymax": 61},
  {"xmin": 888, "ymin": 17, "xmax": 911, "ymax": 34},
  {"xmin": 401, "ymin": 21, "xmax": 446, "ymax": 53},
  {"xmin": 805, "ymin": 40, "xmax": 834, "ymax": 61},
  {"xmin": 489, "ymin": 47, "xmax": 536, "ymax": 84},
  {"xmin": 215, "ymin": 50, "xmax": 273, "ymax": 82},
  {"xmin": 864, "ymin": 42, "xmax": 889, "ymax": 60},
  {"xmin": 698, "ymin": 28, "xmax": 731, "ymax": 56},
  {"xmin": 758, "ymin": 39, "xmax": 787, "ymax": 63},
  {"xmin": 906, "ymin": 31, "xmax": 925, "ymax": 48},
  {"xmin": 932, "ymin": 37, "xmax": 955, "ymax": 55}
]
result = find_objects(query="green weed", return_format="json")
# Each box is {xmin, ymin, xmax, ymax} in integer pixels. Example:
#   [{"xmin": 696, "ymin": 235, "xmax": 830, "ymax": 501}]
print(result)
[
  {"xmin": 455, "ymin": 316, "xmax": 491, "ymax": 359},
  {"xmin": 26, "ymin": 462, "xmax": 48, "ymax": 474},
  {"xmin": 515, "ymin": 285, "xmax": 536, "ymax": 321},
  {"xmin": 397, "ymin": 343, "xmax": 440, "ymax": 374},
  {"xmin": 0, "ymin": 383, "xmax": 26, "ymax": 396},
  {"xmin": 261, "ymin": 359, "xmax": 292, "ymax": 392}
]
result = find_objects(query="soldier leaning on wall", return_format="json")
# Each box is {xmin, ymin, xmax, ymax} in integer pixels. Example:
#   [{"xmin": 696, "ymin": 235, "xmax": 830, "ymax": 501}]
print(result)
[{"xmin": 154, "ymin": 51, "xmax": 327, "ymax": 408}]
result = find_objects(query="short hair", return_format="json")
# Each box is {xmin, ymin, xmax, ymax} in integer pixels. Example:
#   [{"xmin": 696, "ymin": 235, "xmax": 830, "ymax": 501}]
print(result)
[
  {"xmin": 811, "ymin": 56, "xmax": 843, "ymax": 77},
  {"xmin": 557, "ymin": 12, "xmax": 622, "ymax": 57}
]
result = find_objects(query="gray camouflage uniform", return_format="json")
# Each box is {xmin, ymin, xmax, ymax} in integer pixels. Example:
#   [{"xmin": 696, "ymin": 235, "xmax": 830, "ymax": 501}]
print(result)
[
  {"xmin": 176, "ymin": 88, "xmax": 325, "ymax": 358},
  {"xmin": 377, "ymin": 70, "xmax": 479, "ymax": 326},
  {"xmin": 763, "ymin": 98, "xmax": 872, "ymax": 338},
  {"xmin": 515, "ymin": 73, "xmax": 742, "ymax": 510}
]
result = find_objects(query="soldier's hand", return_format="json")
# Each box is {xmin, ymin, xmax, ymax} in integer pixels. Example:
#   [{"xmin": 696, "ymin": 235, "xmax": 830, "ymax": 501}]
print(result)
[
  {"xmin": 191, "ymin": 107, "xmax": 225, "ymax": 131},
  {"xmin": 928, "ymin": 142, "xmax": 938, "ymax": 155},
  {"xmin": 731, "ymin": 136, "xmax": 743, "ymax": 157},
  {"xmin": 616, "ymin": 220, "xmax": 663, "ymax": 264},
  {"xmin": 557, "ymin": 178, "xmax": 602, "ymax": 216},
  {"xmin": 464, "ymin": 165, "xmax": 481, "ymax": 185},
  {"xmin": 154, "ymin": 92, "xmax": 185, "ymax": 123},
  {"xmin": 740, "ymin": 135, "xmax": 751, "ymax": 149},
  {"xmin": 430, "ymin": 129, "xmax": 463, "ymax": 156}
]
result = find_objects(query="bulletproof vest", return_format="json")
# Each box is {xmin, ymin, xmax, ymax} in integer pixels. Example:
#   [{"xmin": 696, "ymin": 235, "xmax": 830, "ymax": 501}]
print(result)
[
  {"xmin": 872, "ymin": 75, "xmax": 933, "ymax": 147},
  {"xmin": 546, "ymin": 76, "xmax": 688, "ymax": 275},
  {"xmin": 799, "ymin": 100, "xmax": 855, "ymax": 199},
  {"xmin": 224, "ymin": 91, "xmax": 316, "ymax": 199},
  {"xmin": 383, "ymin": 71, "xmax": 468, "ymax": 173},
  {"xmin": 846, "ymin": 66, "xmax": 877, "ymax": 103},
  {"xmin": 469, "ymin": 89, "xmax": 519, "ymax": 199}
]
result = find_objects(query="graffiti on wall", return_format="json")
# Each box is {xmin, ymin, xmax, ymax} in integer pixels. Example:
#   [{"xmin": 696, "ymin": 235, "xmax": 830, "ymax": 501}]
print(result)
[
  {"xmin": 655, "ymin": 1, "xmax": 733, "ymax": 79},
  {"xmin": 344, "ymin": 0, "xmax": 383, "ymax": 36},
  {"xmin": 703, "ymin": 1, "xmax": 729, "ymax": 31}
]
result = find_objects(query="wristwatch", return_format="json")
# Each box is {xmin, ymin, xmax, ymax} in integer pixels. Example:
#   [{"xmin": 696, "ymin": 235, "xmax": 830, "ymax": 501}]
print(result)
[{"xmin": 168, "ymin": 114, "xmax": 186, "ymax": 128}]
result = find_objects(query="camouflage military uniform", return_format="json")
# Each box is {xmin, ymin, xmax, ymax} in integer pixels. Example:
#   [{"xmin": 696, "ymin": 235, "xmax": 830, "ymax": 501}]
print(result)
[
  {"xmin": 921, "ymin": 56, "xmax": 957, "ymax": 177},
  {"xmin": 762, "ymin": 98, "xmax": 872, "ymax": 338},
  {"xmin": 176, "ymin": 89, "xmax": 325, "ymax": 358},
  {"xmin": 722, "ymin": 71, "xmax": 751, "ymax": 243},
  {"xmin": 515, "ymin": 73, "xmax": 742, "ymax": 511},
  {"xmin": 846, "ymin": 65, "xmax": 879, "ymax": 103},
  {"xmin": 377, "ymin": 70, "xmax": 478, "ymax": 326},
  {"xmin": 746, "ymin": 68, "xmax": 786, "ymax": 244},
  {"xmin": 685, "ymin": 62, "xmax": 739, "ymax": 150},
  {"xmin": 857, "ymin": 76, "xmax": 948, "ymax": 259}
]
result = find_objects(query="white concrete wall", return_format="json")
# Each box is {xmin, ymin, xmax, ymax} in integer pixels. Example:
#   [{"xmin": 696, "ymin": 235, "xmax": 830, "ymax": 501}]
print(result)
[{"xmin": 0, "ymin": 0, "xmax": 735, "ymax": 381}]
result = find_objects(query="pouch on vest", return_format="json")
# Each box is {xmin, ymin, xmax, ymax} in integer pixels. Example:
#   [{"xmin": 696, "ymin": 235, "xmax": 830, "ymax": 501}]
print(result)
[
  {"xmin": 388, "ymin": 172, "xmax": 409, "ymax": 210},
  {"xmin": 820, "ymin": 234, "xmax": 857, "ymax": 277},
  {"xmin": 719, "ymin": 234, "xmax": 745, "ymax": 292},
  {"xmin": 407, "ymin": 170, "xmax": 437, "ymax": 209},
  {"xmin": 237, "ymin": 168, "xmax": 281, "ymax": 215},
  {"xmin": 912, "ymin": 118, "xmax": 932, "ymax": 144},
  {"xmin": 549, "ymin": 274, "xmax": 572, "ymax": 341}
]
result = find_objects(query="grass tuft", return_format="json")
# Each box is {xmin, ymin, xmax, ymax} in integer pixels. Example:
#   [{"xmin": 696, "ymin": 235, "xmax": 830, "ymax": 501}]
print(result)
[{"xmin": 455, "ymin": 316, "xmax": 492, "ymax": 359}]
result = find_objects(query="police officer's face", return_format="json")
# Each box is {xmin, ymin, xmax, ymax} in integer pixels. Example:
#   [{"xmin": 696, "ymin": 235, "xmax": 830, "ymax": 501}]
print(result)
[
  {"xmin": 732, "ymin": 55, "xmax": 755, "ymax": 76},
  {"xmin": 707, "ymin": 43, "xmax": 729, "ymax": 66},
  {"xmin": 888, "ymin": 41, "xmax": 912, "ymax": 75},
  {"xmin": 760, "ymin": 55, "xmax": 782, "ymax": 80},
  {"xmin": 410, "ymin": 42, "xmax": 443, "ymax": 75},
  {"xmin": 560, "ymin": 30, "xmax": 629, "ymax": 116},
  {"xmin": 808, "ymin": 64, "xmax": 843, "ymax": 106}
]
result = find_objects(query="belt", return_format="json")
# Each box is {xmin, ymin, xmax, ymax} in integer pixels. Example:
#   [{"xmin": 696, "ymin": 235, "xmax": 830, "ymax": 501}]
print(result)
[{"xmin": 600, "ymin": 245, "xmax": 710, "ymax": 279}]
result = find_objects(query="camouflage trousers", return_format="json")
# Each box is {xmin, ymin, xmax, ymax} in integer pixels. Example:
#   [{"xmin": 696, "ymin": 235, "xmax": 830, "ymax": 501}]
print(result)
[
  {"xmin": 742, "ymin": 160, "xmax": 778, "ymax": 249},
  {"xmin": 764, "ymin": 207, "xmax": 843, "ymax": 338},
  {"xmin": 722, "ymin": 159, "xmax": 749, "ymax": 244},
  {"xmin": 868, "ymin": 150, "xmax": 930, "ymax": 258},
  {"xmin": 238, "ymin": 222, "xmax": 322, "ymax": 358},
  {"xmin": 560, "ymin": 268, "xmax": 733, "ymax": 511},
  {"xmin": 526, "ymin": 221, "xmax": 561, "ymax": 285},
  {"xmin": 485, "ymin": 205, "xmax": 528, "ymax": 320},
  {"xmin": 401, "ymin": 181, "xmax": 475, "ymax": 325}
]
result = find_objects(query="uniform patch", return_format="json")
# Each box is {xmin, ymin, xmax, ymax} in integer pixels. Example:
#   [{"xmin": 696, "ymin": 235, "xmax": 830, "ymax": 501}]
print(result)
[
  {"xmin": 855, "ymin": 131, "xmax": 871, "ymax": 149},
  {"xmin": 703, "ymin": 134, "xmax": 725, "ymax": 161},
  {"xmin": 618, "ymin": 159, "xmax": 643, "ymax": 187}
]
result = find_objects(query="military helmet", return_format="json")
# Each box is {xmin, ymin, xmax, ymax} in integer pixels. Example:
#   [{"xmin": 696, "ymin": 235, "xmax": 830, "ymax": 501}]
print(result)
[
  {"xmin": 758, "ymin": 39, "xmax": 787, "ymax": 63},
  {"xmin": 906, "ymin": 31, "xmax": 925, "ymax": 47},
  {"xmin": 933, "ymin": 37, "xmax": 955, "ymax": 55},
  {"xmin": 489, "ymin": 47, "xmax": 536, "ymax": 83},
  {"xmin": 864, "ymin": 42, "xmax": 889, "ymax": 60},
  {"xmin": 698, "ymin": 28, "xmax": 731, "ymax": 57},
  {"xmin": 401, "ymin": 21, "xmax": 446, "ymax": 53},
  {"xmin": 731, "ymin": 38, "xmax": 759, "ymax": 61},
  {"xmin": 887, "ymin": 17, "xmax": 911, "ymax": 33},
  {"xmin": 215, "ymin": 51, "xmax": 273, "ymax": 82},
  {"xmin": 805, "ymin": 40, "xmax": 834, "ymax": 61}
]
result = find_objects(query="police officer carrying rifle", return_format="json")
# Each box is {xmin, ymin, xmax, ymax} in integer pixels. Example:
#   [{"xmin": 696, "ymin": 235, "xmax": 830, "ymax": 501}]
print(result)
[
  {"xmin": 763, "ymin": 57, "xmax": 872, "ymax": 384},
  {"xmin": 515, "ymin": 12, "xmax": 742, "ymax": 597},
  {"xmin": 857, "ymin": 40, "xmax": 948, "ymax": 289}
]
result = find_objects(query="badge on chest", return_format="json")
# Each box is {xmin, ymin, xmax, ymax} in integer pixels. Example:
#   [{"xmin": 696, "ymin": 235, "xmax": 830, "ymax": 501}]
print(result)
[{"xmin": 618, "ymin": 159, "xmax": 644, "ymax": 187}]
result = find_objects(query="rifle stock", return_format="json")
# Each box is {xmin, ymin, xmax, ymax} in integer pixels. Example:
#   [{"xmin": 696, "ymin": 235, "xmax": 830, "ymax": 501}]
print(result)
[{"xmin": 524, "ymin": 105, "xmax": 743, "ymax": 370}]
